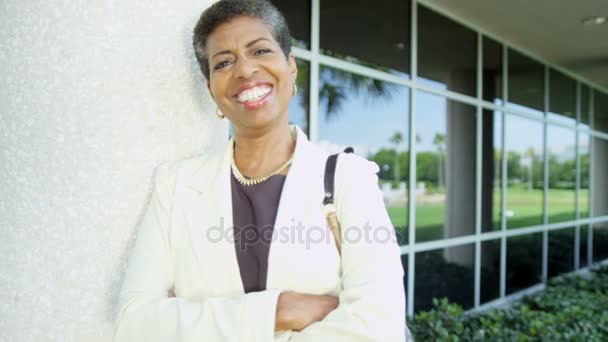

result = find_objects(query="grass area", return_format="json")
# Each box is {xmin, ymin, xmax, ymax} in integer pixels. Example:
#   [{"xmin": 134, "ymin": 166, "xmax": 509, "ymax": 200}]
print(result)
[{"xmin": 386, "ymin": 186, "xmax": 589, "ymax": 243}]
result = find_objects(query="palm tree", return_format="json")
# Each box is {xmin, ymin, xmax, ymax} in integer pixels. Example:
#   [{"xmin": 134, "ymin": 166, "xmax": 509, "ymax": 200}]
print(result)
[
  {"xmin": 433, "ymin": 133, "xmax": 446, "ymax": 191},
  {"xmin": 389, "ymin": 132, "xmax": 403, "ymax": 187},
  {"xmin": 525, "ymin": 147, "xmax": 535, "ymax": 191}
]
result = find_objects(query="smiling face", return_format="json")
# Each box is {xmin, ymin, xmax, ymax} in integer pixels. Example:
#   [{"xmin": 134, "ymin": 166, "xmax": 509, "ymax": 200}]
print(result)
[{"xmin": 206, "ymin": 16, "xmax": 297, "ymax": 131}]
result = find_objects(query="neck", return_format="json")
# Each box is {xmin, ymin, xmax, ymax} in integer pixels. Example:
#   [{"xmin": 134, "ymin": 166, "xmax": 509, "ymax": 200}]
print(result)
[{"xmin": 232, "ymin": 124, "xmax": 296, "ymax": 178}]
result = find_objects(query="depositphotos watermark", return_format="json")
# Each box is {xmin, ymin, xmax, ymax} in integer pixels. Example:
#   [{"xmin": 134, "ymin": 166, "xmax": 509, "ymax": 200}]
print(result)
[{"xmin": 205, "ymin": 218, "xmax": 405, "ymax": 251}]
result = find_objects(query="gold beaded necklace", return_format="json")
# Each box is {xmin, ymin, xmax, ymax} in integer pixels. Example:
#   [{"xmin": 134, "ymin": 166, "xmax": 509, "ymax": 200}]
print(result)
[{"xmin": 231, "ymin": 127, "xmax": 296, "ymax": 186}]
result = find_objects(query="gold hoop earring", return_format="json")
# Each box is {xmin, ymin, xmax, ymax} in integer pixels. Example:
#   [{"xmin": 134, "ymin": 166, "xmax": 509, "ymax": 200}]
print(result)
[
  {"xmin": 293, "ymin": 83, "xmax": 298, "ymax": 96},
  {"xmin": 215, "ymin": 107, "xmax": 225, "ymax": 119}
]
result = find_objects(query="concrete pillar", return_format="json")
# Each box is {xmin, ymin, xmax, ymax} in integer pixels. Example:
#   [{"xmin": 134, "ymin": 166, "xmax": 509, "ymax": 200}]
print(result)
[
  {"xmin": 444, "ymin": 100, "xmax": 477, "ymax": 265},
  {"xmin": 0, "ymin": 1, "xmax": 219, "ymax": 340},
  {"xmin": 480, "ymin": 111, "xmax": 499, "ymax": 273},
  {"xmin": 592, "ymin": 138, "xmax": 608, "ymax": 218}
]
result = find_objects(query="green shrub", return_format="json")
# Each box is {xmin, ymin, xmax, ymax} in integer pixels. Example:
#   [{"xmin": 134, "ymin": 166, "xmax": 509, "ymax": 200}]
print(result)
[{"xmin": 410, "ymin": 266, "xmax": 608, "ymax": 341}]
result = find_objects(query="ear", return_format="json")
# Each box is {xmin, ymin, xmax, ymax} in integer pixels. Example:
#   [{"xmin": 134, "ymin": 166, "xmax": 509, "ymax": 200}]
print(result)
[{"xmin": 287, "ymin": 52, "xmax": 298, "ymax": 83}]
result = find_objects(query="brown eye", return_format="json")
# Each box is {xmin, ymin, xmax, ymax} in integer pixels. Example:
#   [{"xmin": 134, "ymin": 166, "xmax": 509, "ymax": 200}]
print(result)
[
  {"xmin": 214, "ymin": 60, "xmax": 231, "ymax": 70},
  {"xmin": 254, "ymin": 48, "xmax": 272, "ymax": 55}
]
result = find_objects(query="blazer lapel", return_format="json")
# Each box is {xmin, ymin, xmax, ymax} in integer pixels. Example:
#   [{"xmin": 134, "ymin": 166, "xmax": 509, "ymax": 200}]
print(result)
[
  {"xmin": 266, "ymin": 126, "xmax": 338, "ymax": 292},
  {"xmin": 182, "ymin": 137, "xmax": 244, "ymax": 296}
]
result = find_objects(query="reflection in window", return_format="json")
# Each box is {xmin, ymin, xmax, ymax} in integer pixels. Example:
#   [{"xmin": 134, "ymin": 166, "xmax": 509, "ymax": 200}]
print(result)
[
  {"xmin": 593, "ymin": 223, "xmax": 608, "ymax": 262},
  {"xmin": 580, "ymin": 85, "xmax": 590, "ymax": 128},
  {"xmin": 591, "ymin": 137, "xmax": 608, "ymax": 217},
  {"xmin": 481, "ymin": 110, "xmax": 502, "ymax": 232},
  {"xmin": 418, "ymin": 5, "xmax": 476, "ymax": 96},
  {"xmin": 320, "ymin": 0, "xmax": 410, "ymax": 77},
  {"xmin": 579, "ymin": 133, "xmax": 590, "ymax": 218},
  {"xmin": 507, "ymin": 233, "xmax": 542, "ymax": 294},
  {"xmin": 415, "ymin": 244, "xmax": 474, "ymax": 312},
  {"xmin": 481, "ymin": 239, "xmax": 500, "ymax": 303},
  {"xmin": 548, "ymin": 227, "xmax": 574, "ymax": 278},
  {"xmin": 594, "ymin": 90, "xmax": 608, "ymax": 133},
  {"xmin": 505, "ymin": 115, "xmax": 543, "ymax": 229},
  {"xmin": 548, "ymin": 69, "xmax": 576, "ymax": 125},
  {"xmin": 507, "ymin": 49, "xmax": 544, "ymax": 116},
  {"xmin": 271, "ymin": 0, "xmax": 310, "ymax": 49},
  {"xmin": 317, "ymin": 65, "xmax": 409, "ymax": 244},
  {"xmin": 580, "ymin": 226, "xmax": 589, "ymax": 268},
  {"xmin": 483, "ymin": 36, "xmax": 503, "ymax": 104},
  {"xmin": 415, "ymin": 91, "xmax": 476, "ymax": 242},
  {"xmin": 288, "ymin": 59, "xmax": 310, "ymax": 134},
  {"xmin": 547, "ymin": 125, "xmax": 576, "ymax": 223},
  {"xmin": 401, "ymin": 254, "xmax": 408, "ymax": 302}
]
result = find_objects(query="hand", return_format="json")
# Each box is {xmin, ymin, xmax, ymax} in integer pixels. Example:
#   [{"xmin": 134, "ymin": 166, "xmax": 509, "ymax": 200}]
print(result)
[{"xmin": 275, "ymin": 291, "xmax": 339, "ymax": 332}]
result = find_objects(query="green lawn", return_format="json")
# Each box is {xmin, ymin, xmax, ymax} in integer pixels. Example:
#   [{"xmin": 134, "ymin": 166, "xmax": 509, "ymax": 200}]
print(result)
[{"xmin": 386, "ymin": 186, "xmax": 589, "ymax": 243}]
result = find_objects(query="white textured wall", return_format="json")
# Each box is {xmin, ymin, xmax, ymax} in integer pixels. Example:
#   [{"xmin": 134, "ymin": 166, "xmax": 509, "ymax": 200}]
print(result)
[{"xmin": 0, "ymin": 1, "xmax": 221, "ymax": 341}]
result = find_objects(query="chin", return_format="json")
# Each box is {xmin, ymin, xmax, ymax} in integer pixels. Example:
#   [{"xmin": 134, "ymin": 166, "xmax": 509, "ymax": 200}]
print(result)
[{"xmin": 236, "ymin": 112, "xmax": 277, "ymax": 128}]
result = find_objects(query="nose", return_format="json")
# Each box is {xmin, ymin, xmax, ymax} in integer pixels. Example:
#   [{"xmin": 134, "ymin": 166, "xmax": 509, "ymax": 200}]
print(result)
[{"xmin": 233, "ymin": 56, "xmax": 258, "ymax": 80}]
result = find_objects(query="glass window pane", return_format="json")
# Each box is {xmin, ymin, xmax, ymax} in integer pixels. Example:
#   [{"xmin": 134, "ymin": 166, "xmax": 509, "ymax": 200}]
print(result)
[
  {"xmin": 593, "ymin": 223, "xmax": 608, "ymax": 262},
  {"xmin": 270, "ymin": 0, "xmax": 310, "ymax": 49},
  {"xmin": 418, "ymin": 5, "xmax": 476, "ymax": 96},
  {"xmin": 507, "ymin": 233, "xmax": 542, "ymax": 294},
  {"xmin": 289, "ymin": 59, "xmax": 309, "ymax": 133},
  {"xmin": 483, "ymin": 36, "xmax": 503, "ymax": 104},
  {"xmin": 482, "ymin": 110, "xmax": 502, "ymax": 232},
  {"xmin": 548, "ymin": 69, "xmax": 576, "ymax": 125},
  {"xmin": 547, "ymin": 125, "xmax": 576, "ymax": 223},
  {"xmin": 579, "ymin": 132, "xmax": 590, "ymax": 218},
  {"xmin": 580, "ymin": 85, "xmax": 590, "ymax": 128},
  {"xmin": 401, "ymin": 254, "xmax": 409, "ymax": 304},
  {"xmin": 320, "ymin": 0, "xmax": 410, "ymax": 77},
  {"xmin": 505, "ymin": 115, "xmax": 544, "ymax": 229},
  {"xmin": 507, "ymin": 49, "xmax": 544, "ymax": 116},
  {"xmin": 416, "ymin": 92, "xmax": 476, "ymax": 242},
  {"xmin": 481, "ymin": 239, "xmax": 501, "ymax": 303},
  {"xmin": 591, "ymin": 137, "xmax": 608, "ymax": 217},
  {"xmin": 593, "ymin": 90, "xmax": 608, "ymax": 133},
  {"xmin": 548, "ymin": 227, "xmax": 574, "ymax": 278},
  {"xmin": 580, "ymin": 225, "xmax": 590, "ymax": 268},
  {"xmin": 415, "ymin": 244, "xmax": 474, "ymax": 312},
  {"xmin": 317, "ymin": 65, "xmax": 409, "ymax": 244}
]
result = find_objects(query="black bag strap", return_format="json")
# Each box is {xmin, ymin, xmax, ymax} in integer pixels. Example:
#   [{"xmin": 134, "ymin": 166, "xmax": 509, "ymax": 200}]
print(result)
[{"xmin": 323, "ymin": 147, "xmax": 354, "ymax": 205}]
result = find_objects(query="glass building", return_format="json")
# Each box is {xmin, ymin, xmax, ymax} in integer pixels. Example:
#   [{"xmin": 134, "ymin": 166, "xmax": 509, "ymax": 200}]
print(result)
[{"xmin": 271, "ymin": 0, "xmax": 608, "ymax": 317}]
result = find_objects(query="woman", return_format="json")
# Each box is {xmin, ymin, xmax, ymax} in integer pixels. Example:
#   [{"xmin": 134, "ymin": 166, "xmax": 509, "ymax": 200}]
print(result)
[{"xmin": 113, "ymin": 0, "xmax": 407, "ymax": 341}]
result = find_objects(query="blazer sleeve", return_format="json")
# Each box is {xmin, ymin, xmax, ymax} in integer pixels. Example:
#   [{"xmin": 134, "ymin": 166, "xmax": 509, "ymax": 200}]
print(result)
[
  {"xmin": 112, "ymin": 161, "xmax": 282, "ymax": 342},
  {"xmin": 288, "ymin": 156, "xmax": 408, "ymax": 342}
]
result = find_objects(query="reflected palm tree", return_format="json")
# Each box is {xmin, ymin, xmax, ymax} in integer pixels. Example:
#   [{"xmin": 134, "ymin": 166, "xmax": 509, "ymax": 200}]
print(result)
[
  {"xmin": 389, "ymin": 132, "xmax": 403, "ymax": 186},
  {"xmin": 433, "ymin": 133, "xmax": 446, "ymax": 191},
  {"xmin": 293, "ymin": 55, "xmax": 398, "ymax": 131},
  {"xmin": 525, "ymin": 147, "xmax": 535, "ymax": 191},
  {"xmin": 318, "ymin": 50, "xmax": 398, "ymax": 121}
]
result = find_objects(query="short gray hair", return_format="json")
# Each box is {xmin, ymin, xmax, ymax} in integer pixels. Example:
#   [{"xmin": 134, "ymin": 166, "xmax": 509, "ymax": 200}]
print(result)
[{"xmin": 192, "ymin": 0, "xmax": 292, "ymax": 81}]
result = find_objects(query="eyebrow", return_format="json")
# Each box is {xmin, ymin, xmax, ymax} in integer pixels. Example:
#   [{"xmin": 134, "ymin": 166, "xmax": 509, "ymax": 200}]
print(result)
[{"xmin": 211, "ymin": 37, "xmax": 272, "ymax": 59}]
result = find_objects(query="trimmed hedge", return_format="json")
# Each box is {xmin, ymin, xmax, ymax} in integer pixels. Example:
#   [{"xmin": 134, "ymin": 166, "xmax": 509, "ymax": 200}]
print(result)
[{"xmin": 410, "ymin": 266, "xmax": 608, "ymax": 341}]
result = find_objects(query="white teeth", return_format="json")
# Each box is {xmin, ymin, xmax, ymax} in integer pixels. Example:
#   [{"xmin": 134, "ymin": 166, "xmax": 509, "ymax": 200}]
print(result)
[{"xmin": 237, "ymin": 85, "xmax": 271, "ymax": 103}]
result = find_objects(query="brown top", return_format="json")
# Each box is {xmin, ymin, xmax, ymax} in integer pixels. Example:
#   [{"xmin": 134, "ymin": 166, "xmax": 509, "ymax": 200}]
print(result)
[{"xmin": 230, "ymin": 170, "xmax": 287, "ymax": 293}]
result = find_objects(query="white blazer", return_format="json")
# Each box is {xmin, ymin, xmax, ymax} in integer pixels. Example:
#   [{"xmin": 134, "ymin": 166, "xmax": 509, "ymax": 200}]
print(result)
[{"xmin": 113, "ymin": 125, "xmax": 407, "ymax": 342}]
